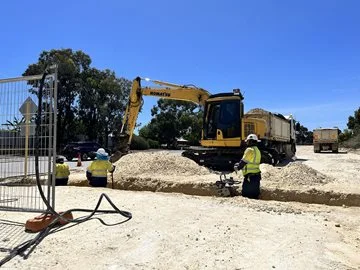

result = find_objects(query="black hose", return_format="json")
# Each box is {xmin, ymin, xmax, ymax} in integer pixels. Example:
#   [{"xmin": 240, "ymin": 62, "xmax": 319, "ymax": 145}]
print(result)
[
  {"xmin": 33, "ymin": 70, "xmax": 132, "ymax": 222},
  {"xmin": 0, "ymin": 68, "xmax": 132, "ymax": 267}
]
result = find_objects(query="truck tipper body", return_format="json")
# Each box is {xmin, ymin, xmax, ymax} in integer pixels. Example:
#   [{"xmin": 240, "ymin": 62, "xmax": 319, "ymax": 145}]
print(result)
[
  {"xmin": 313, "ymin": 128, "xmax": 339, "ymax": 153},
  {"xmin": 243, "ymin": 108, "xmax": 296, "ymax": 163}
]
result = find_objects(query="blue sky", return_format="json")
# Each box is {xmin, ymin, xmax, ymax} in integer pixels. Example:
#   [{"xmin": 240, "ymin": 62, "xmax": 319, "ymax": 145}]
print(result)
[{"xmin": 1, "ymin": 0, "xmax": 359, "ymax": 132}]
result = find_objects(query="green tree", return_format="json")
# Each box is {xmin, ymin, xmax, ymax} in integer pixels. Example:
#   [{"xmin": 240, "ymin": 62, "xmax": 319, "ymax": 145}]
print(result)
[
  {"xmin": 347, "ymin": 107, "xmax": 360, "ymax": 134},
  {"xmin": 23, "ymin": 49, "xmax": 91, "ymax": 146},
  {"xmin": 138, "ymin": 124, "xmax": 151, "ymax": 139},
  {"xmin": 339, "ymin": 129, "xmax": 353, "ymax": 142},
  {"xmin": 78, "ymin": 68, "xmax": 131, "ymax": 147},
  {"xmin": 139, "ymin": 100, "xmax": 202, "ymax": 147},
  {"xmin": 2, "ymin": 116, "xmax": 25, "ymax": 132},
  {"xmin": 130, "ymin": 135, "xmax": 149, "ymax": 150},
  {"xmin": 295, "ymin": 122, "xmax": 313, "ymax": 144}
]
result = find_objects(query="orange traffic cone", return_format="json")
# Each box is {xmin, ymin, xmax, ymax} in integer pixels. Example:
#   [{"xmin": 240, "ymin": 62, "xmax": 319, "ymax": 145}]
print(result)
[{"xmin": 77, "ymin": 153, "xmax": 82, "ymax": 167}]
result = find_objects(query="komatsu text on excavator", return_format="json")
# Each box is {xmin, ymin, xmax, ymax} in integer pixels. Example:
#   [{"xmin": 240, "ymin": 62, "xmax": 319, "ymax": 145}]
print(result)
[{"xmin": 110, "ymin": 77, "xmax": 296, "ymax": 169}]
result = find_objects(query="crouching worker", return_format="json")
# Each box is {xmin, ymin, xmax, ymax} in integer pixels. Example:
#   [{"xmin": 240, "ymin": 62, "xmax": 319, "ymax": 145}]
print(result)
[
  {"xmin": 55, "ymin": 156, "xmax": 70, "ymax": 186},
  {"xmin": 234, "ymin": 134, "xmax": 262, "ymax": 199},
  {"xmin": 86, "ymin": 148, "xmax": 115, "ymax": 187}
]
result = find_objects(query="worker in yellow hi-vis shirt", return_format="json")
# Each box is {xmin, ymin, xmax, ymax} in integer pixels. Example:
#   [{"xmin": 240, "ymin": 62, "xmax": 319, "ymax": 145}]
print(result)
[
  {"xmin": 55, "ymin": 156, "xmax": 70, "ymax": 186},
  {"xmin": 234, "ymin": 134, "xmax": 262, "ymax": 199},
  {"xmin": 86, "ymin": 148, "xmax": 115, "ymax": 187}
]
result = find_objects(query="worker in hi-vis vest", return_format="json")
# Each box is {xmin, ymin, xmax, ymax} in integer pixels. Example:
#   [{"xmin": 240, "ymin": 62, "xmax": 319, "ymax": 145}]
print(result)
[
  {"xmin": 55, "ymin": 156, "xmax": 70, "ymax": 186},
  {"xmin": 86, "ymin": 148, "xmax": 115, "ymax": 187},
  {"xmin": 234, "ymin": 134, "xmax": 262, "ymax": 199}
]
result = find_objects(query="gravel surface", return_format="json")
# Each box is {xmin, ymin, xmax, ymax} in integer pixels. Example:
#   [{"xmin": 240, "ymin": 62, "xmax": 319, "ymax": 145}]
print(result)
[
  {"xmin": 1, "ymin": 146, "xmax": 360, "ymax": 269},
  {"xmin": 1, "ymin": 188, "xmax": 360, "ymax": 270}
]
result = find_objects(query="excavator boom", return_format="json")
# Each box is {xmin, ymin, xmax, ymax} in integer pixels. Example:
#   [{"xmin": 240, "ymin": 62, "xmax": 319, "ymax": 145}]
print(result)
[{"xmin": 110, "ymin": 77, "xmax": 210, "ymax": 162}]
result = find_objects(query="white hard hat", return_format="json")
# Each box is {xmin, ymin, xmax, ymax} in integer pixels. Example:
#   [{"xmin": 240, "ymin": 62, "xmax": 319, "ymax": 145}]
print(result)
[
  {"xmin": 245, "ymin": 134, "xmax": 261, "ymax": 142},
  {"xmin": 96, "ymin": 148, "xmax": 108, "ymax": 156}
]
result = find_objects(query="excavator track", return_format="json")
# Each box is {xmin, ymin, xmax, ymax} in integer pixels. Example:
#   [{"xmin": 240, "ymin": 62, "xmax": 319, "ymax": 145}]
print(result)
[
  {"xmin": 182, "ymin": 146, "xmax": 245, "ymax": 170},
  {"xmin": 182, "ymin": 146, "xmax": 280, "ymax": 170}
]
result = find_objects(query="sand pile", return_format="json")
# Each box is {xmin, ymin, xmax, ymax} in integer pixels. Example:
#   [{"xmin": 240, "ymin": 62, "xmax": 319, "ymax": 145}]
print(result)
[
  {"xmin": 113, "ymin": 152, "xmax": 211, "ymax": 178},
  {"xmin": 260, "ymin": 162, "xmax": 333, "ymax": 188},
  {"xmin": 109, "ymin": 152, "xmax": 217, "ymax": 195},
  {"xmin": 246, "ymin": 108, "xmax": 270, "ymax": 114},
  {"xmin": 69, "ymin": 152, "xmax": 217, "ymax": 192}
]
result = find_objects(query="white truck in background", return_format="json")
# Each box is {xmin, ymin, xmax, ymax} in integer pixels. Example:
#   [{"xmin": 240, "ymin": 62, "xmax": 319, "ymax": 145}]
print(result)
[{"xmin": 313, "ymin": 128, "xmax": 339, "ymax": 153}]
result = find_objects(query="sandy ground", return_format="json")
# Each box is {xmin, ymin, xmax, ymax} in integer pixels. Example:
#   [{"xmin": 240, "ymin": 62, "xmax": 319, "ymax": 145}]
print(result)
[
  {"xmin": 297, "ymin": 146, "xmax": 360, "ymax": 194},
  {"xmin": 2, "ymin": 188, "xmax": 360, "ymax": 270},
  {"xmin": 1, "ymin": 145, "xmax": 360, "ymax": 269},
  {"xmin": 66, "ymin": 146, "xmax": 360, "ymax": 206}
]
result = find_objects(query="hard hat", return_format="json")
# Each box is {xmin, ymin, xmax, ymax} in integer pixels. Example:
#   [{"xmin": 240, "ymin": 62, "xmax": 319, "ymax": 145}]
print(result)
[
  {"xmin": 56, "ymin": 156, "xmax": 65, "ymax": 163},
  {"xmin": 245, "ymin": 134, "xmax": 261, "ymax": 142},
  {"xmin": 96, "ymin": 148, "xmax": 108, "ymax": 157}
]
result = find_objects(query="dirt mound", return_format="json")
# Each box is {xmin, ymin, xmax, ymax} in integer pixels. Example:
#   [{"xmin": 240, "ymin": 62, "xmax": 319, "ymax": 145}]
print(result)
[
  {"xmin": 111, "ymin": 152, "xmax": 216, "ymax": 194},
  {"xmin": 113, "ymin": 152, "xmax": 211, "ymax": 178},
  {"xmin": 246, "ymin": 108, "xmax": 270, "ymax": 114},
  {"xmin": 260, "ymin": 162, "xmax": 333, "ymax": 188}
]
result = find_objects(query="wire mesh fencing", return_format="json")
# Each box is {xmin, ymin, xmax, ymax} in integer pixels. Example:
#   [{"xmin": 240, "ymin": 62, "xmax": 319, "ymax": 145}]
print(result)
[{"xmin": 0, "ymin": 73, "xmax": 57, "ymax": 212}]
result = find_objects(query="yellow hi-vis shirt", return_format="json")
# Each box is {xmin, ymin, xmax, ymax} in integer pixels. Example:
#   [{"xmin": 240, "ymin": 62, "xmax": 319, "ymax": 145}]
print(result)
[
  {"xmin": 55, "ymin": 163, "xmax": 70, "ymax": 179},
  {"xmin": 87, "ymin": 160, "xmax": 114, "ymax": 177},
  {"xmin": 241, "ymin": 146, "xmax": 261, "ymax": 176}
]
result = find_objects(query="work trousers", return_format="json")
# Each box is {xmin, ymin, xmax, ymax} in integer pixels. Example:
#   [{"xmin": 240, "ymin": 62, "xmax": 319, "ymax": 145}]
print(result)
[
  {"xmin": 55, "ymin": 178, "xmax": 68, "ymax": 186},
  {"xmin": 242, "ymin": 173, "xmax": 261, "ymax": 199},
  {"xmin": 87, "ymin": 172, "xmax": 107, "ymax": 188}
]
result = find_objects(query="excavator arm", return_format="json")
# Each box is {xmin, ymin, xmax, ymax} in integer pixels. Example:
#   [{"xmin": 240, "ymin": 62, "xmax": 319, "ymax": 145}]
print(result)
[{"xmin": 110, "ymin": 76, "xmax": 211, "ymax": 162}]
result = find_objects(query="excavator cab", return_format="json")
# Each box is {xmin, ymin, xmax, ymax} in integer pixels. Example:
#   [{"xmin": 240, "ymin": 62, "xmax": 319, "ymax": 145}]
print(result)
[{"xmin": 201, "ymin": 93, "xmax": 244, "ymax": 148}]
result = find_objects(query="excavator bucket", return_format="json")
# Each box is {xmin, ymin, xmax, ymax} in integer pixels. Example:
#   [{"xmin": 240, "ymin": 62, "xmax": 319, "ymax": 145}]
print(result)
[{"xmin": 110, "ymin": 134, "xmax": 130, "ymax": 163}]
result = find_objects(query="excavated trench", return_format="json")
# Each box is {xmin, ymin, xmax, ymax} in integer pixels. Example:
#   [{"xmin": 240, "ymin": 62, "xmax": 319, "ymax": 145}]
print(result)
[
  {"xmin": 69, "ymin": 175, "xmax": 360, "ymax": 207},
  {"xmin": 68, "ymin": 151, "xmax": 360, "ymax": 207},
  {"xmin": 110, "ymin": 177, "xmax": 360, "ymax": 207}
]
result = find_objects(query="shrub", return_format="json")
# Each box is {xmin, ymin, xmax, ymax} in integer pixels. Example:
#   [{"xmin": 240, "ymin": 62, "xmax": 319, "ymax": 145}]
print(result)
[
  {"xmin": 130, "ymin": 135, "xmax": 149, "ymax": 150},
  {"xmin": 341, "ymin": 133, "xmax": 360, "ymax": 149},
  {"xmin": 339, "ymin": 129, "xmax": 353, "ymax": 142},
  {"xmin": 147, "ymin": 139, "xmax": 160, "ymax": 149}
]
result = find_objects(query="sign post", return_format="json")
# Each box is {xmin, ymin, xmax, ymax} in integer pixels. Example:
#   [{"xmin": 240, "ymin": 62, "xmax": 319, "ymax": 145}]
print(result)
[{"xmin": 19, "ymin": 97, "xmax": 37, "ymax": 178}]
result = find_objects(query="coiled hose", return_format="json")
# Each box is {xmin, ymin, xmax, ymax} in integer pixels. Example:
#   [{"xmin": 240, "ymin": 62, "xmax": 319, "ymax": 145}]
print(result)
[{"xmin": 0, "ymin": 68, "xmax": 132, "ymax": 267}]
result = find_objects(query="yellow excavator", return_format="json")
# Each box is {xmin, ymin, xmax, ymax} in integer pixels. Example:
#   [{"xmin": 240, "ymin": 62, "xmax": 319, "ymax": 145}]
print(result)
[{"xmin": 110, "ymin": 77, "xmax": 296, "ymax": 169}]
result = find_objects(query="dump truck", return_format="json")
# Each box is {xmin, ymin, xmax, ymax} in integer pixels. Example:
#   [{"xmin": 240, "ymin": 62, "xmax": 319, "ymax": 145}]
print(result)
[
  {"xmin": 243, "ymin": 108, "xmax": 296, "ymax": 163},
  {"xmin": 313, "ymin": 128, "xmax": 339, "ymax": 153},
  {"xmin": 111, "ymin": 77, "xmax": 296, "ymax": 169}
]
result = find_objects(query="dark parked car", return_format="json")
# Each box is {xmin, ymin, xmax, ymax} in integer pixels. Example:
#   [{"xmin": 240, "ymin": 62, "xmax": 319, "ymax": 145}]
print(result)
[{"xmin": 62, "ymin": 142, "xmax": 110, "ymax": 161}]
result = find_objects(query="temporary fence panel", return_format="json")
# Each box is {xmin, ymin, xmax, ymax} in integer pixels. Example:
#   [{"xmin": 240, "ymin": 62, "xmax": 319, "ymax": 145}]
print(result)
[{"xmin": 0, "ymin": 73, "xmax": 57, "ymax": 212}]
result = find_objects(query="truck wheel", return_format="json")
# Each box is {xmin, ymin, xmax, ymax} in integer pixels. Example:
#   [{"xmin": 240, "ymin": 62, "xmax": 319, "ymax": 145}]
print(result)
[
  {"xmin": 291, "ymin": 143, "xmax": 296, "ymax": 155},
  {"xmin": 269, "ymin": 149, "xmax": 279, "ymax": 165},
  {"xmin": 81, "ymin": 153, "xmax": 88, "ymax": 161},
  {"xmin": 332, "ymin": 150, "xmax": 338, "ymax": 153},
  {"xmin": 261, "ymin": 151, "xmax": 274, "ymax": 165},
  {"xmin": 285, "ymin": 148, "xmax": 294, "ymax": 159}
]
